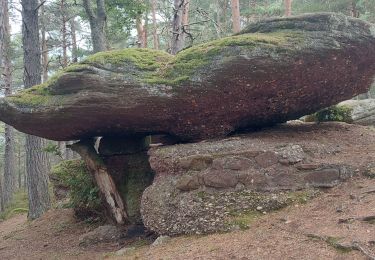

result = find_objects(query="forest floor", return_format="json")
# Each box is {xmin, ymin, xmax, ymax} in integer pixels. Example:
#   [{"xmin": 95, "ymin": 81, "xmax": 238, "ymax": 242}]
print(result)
[
  {"xmin": 0, "ymin": 123, "xmax": 375, "ymax": 260},
  {"xmin": 0, "ymin": 177, "xmax": 374, "ymax": 259}
]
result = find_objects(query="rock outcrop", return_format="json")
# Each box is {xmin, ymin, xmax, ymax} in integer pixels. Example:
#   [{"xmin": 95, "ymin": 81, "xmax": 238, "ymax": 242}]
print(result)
[
  {"xmin": 141, "ymin": 122, "xmax": 375, "ymax": 235},
  {"xmin": 1, "ymin": 13, "xmax": 375, "ymax": 231},
  {"xmin": 0, "ymin": 13, "xmax": 375, "ymax": 141},
  {"xmin": 338, "ymin": 99, "xmax": 375, "ymax": 126}
]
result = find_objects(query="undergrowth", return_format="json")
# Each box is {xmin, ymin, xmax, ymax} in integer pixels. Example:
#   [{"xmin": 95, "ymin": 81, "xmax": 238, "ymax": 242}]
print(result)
[
  {"xmin": 305, "ymin": 105, "xmax": 353, "ymax": 123},
  {"xmin": 51, "ymin": 160, "xmax": 101, "ymax": 216},
  {"xmin": 0, "ymin": 190, "xmax": 28, "ymax": 221}
]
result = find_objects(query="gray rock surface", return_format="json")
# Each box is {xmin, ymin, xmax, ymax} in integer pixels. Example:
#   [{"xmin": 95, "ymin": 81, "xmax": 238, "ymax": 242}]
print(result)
[
  {"xmin": 338, "ymin": 99, "xmax": 375, "ymax": 125},
  {"xmin": 152, "ymin": 236, "xmax": 171, "ymax": 247},
  {"xmin": 78, "ymin": 225, "xmax": 124, "ymax": 246},
  {"xmin": 141, "ymin": 122, "xmax": 375, "ymax": 236}
]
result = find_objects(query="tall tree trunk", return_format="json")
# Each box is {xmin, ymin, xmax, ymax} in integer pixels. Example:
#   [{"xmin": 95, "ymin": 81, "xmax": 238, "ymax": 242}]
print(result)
[
  {"xmin": 181, "ymin": 0, "xmax": 190, "ymax": 45},
  {"xmin": 2, "ymin": 0, "xmax": 16, "ymax": 206},
  {"xmin": 144, "ymin": 12, "xmax": 148, "ymax": 48},
  {"xmin": 69, "ymin": 27, "xmax": 82, "ymax": 135},
  {"xmin": 61, "ymin": 0, "xmax": 68, "ymax": 67},
  {"xmin": 70, "ymin": 18, "xmax": 78, "ymax": 63},
  {"xmin": 59, "ymin": 0, "xmax": 69, "ymax": 158},
  {"xmin": 83, "ymin": 0, "xmax": 108, "ymax": 53},
  {"xmin": 0, "ymin": 0, "xmax": 4, "ymax": 64},
  {"xmin": 4, "ymin": 124, "xmax": 16, "ymax": 205},
  {"xmin": 222, "ymin": 0, "xmax": 228, "ymax": 33},
  {"xmin": 18, "ymin": 145, "xmax": 22, "ymax": 189},
  {"xmin": 350, "ymin": 1, "xmax": 359, "ymax": 18},
  {"xmin": 284, "ymin": 0, "xmax": 292, "ymax": 17},
  {"xmin": 136, "ymin": 16, "xmax": 146, "ymax": 48},
  {"xmin": 0, "ymin": 176, "xmax": 3, "ymax": 212},
  {"xmin": 151, "ymin": 0, "xmax": 159, "ymax": 49},
  {"xmin": 231, "ymin": 0, "xmax": 241, "ymax": 33},
  {"xmin": 21, "ymin": 0, "xmax": 51, "ymax": 220},
  {"xmin": 0, "ymin": 0, "xmax": 5, "ymax": 209},
  {"xmin": 41, "ymin": 5, "xmax": 48, "ymax": 83},
  {"xmin": 171, "ymin": 0, "xmax": 189, "ymax": 54},
  {"xmin": 214, "ymin": 0, "xmax": 222, "ymax": 38}
]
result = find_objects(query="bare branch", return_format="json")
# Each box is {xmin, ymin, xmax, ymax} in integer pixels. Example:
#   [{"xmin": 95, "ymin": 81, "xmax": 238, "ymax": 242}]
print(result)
[{"xmin": 34, "ymin": 0, "xmax": 47, "ymax": 12}]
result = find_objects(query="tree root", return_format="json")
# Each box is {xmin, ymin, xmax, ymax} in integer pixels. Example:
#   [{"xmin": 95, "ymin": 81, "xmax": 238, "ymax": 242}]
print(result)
[
  {"xmin": 338, "ymin": 215, "xmax": 375, "ymax": 224},
  {"xmin": 307, "ymin": 234, "xmax": 375, "ymax": 259}
]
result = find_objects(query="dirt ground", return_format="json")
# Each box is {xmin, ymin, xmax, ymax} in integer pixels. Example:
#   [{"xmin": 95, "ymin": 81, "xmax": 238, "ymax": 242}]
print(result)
[
  {"xmin": 0, "ymin": 177, "xmax": 374, "ymax": 260},
  {"xmin": 0, "ymin": 123, "xmax": 374, "ymax": 260}
]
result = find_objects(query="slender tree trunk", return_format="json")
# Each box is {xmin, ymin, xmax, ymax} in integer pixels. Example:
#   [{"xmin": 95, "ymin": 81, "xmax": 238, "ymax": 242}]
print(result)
[
  {"xmin": 223, "ymin": 0, "xmax": 228, "ymax": 33},
  {"xmin": 136, "ymin": 16, "xmax": 146, "ymax": 48},
  {"xmin": 2, "ymin": 0, "xmax": 16, "ymax": 206},
  {"xmin": 181, "ymin": 0, "xmax": 190, "ymax": 45},
  {"xmin": 64, "ymin": 32, "xmax": 79, "ymax": 165},
  {"xmin": 151, "ymin": 0, "xmax": 159, "ymax": 49},
  {"xmin": 18, "ymin": 145, "xmax": 22, "ymax": 189},
  {"xmin": 171, "ymin": 0, "xmax": 189, "ymax": 54},
  {"xmin": 284, "ymin": 0, "xmax": 292, "ymax": 17},
  {"xmin": 4, "ymin": 124, "xmax": 16, "ymax": 204},
  {"xmin": 0, "ymin": 177, "xmax": 3, "ymax": 212},
  {"xmin": 144, "ymin": 12, "xmax": 148, "ymax": 48},
  {"xmin": 231, "ymin": 0, "xmax": 241, "ymax": 33},
  {"xmin": 61, "ymin": 0, "xmax": 68, "ymax": 67},
  {"xmin": 41, "ymin": 5, "xmax": 48, "ymax": 83},
  {"xmin": 214, "ymin": 0, "xmax": 222, "ymax": 38},
  {"xmin": 0, "ymin": 0, "xmax": 5, "ymax": 209},
  {"xmin": 0, "ymin": 0, "xmax": 4, "ymax": 64},
  {"xmin": 70, "ymin": 18, "xmax": 78, "ymax": 63},
  {"xmin": 83, "ymin": 0, "xmax": 108, "ymax": 53},
  {"xmin": 21, "ymin": 0, "xmax": 51, "ymax": 220},
  {"xmin": 59, "ymin": 0, "xmax": 70, "ymax": 158}
]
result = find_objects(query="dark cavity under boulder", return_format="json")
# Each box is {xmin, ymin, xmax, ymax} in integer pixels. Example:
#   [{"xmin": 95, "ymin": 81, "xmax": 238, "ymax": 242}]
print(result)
[
  {"xmin": 141, "ymin": 122, "xmax": 375, "ymax": 236},
  {"xmin": 1, "ymin": 13, "xmax": 375, "ymax": 141}
]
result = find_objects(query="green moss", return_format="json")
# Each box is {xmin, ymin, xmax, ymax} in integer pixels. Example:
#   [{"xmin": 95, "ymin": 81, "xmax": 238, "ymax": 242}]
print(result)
[
  {"xmin": 7, "ymin": 70, "xmax": 66, "ymax": 107},
  {"xmin": 0, "ymin": 190, "xmax": 29, "ymax": 221},
  {"xmin": 197, "ymin": 191, "xmax": 207, "ymax": 199},
  {"xmin": 117, "ymin": 152, "xmax": 154, "ymax": 224},
  {"xmin": 64, "ymin": 64, "xmax": 93, "ymax": 72},
  {"xmin": 364, "ymin": 167, "xmax": 375, "ymax": 179},
  {"xmin": 147, "ymin": 32, "xmax": 294, "ymax": 85},
  {"xmin": 286, "ymin": 190, "xmax": 318, "ymax": 204},
  {"xmin": 306, "ymin": 105, "xmax": 353, "ymax": 123},
  {"xmin": 7, "ymin": 31, "xmax": 303, "ymax": 107},
  {"xmin": 51, "ymin": 160, "xmax": 101, "ymax": 211},
  {"xmin": 8, "ymin": 93, "xmax": 50, "ymax": 107},
  {"xmin": 227, "ymin": 211, "xmax": 261, "ymax": 230},
  {"xmin": 83, "ymin": 48, "xmax": 173, "ymax": 71}
]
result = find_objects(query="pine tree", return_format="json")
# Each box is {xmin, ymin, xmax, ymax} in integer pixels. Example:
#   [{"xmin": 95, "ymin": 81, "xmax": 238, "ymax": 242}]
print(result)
[{"xmin": 21, "ymin": 0, "xmax": 51, "ymax": 220}]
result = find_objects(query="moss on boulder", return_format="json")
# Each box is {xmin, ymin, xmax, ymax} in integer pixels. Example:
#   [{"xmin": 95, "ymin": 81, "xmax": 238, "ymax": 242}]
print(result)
[{"xmin": 1, "ymin": 13, "xmax": 375, "ymax": 142}]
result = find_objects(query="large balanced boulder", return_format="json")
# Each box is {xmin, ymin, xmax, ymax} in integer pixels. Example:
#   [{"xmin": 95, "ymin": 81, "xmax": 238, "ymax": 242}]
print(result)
[
  {"xmin": 0, "ymin": 13, "xmax": 375, "ymax": 141},
  {"xmin": 141, "ymin": 122, "xmax": 375, "ymax": 235}
]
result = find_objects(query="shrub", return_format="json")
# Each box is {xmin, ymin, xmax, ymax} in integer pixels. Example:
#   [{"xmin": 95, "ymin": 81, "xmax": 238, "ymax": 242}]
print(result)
[
  {"xmin": 51, "ymin": 160, "xmax": 101, "ymax": 214},
  {"xmin": 305, "ymin": 105, "xmax": 353, "ymax": 123}
]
